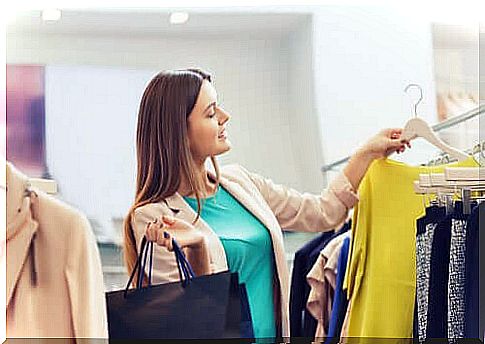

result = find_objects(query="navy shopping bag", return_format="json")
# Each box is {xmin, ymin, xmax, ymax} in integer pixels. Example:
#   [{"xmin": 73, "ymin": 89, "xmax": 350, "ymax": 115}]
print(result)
[{"xmin": 106, "ymin": 236, "xmax": 254, "ymax": 340}]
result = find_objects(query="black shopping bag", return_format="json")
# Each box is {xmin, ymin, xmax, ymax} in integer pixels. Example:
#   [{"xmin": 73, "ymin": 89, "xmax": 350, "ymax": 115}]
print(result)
[{"xmin": 106, "ymin": 236, "xmax": 254, "ymax": 340}]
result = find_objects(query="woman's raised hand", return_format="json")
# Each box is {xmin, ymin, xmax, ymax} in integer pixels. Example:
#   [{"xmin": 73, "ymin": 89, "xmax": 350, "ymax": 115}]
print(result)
[{"xmin": 145, "ymin": 215, "xmax": 207, "ymax": 251}]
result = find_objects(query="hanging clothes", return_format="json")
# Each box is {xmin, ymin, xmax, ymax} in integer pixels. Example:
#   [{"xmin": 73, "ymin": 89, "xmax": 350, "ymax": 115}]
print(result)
[
  {"xmin": 289, "ymin": 230, "xmax": 335, "ymax": 338},
  {"xmin": 464, "ymin": 202, "xmax": 482, "ymax": 338},
  {"xmin": 289, "ymin": 220, "xmax": 351, "ymax": 338},
  {"xmin": 342, "ymin": 157, "xmax": 478, "ymax": 339},
  {"xmin": 425, "ymin": 206, "xmax": 454, "ymax": 338},
  {"xmin": 426, "ymin": 201, "xmax": 474, "ymax": 340},
  {"xmin": 6, "ymin": 162, "xmax": 108, "ymax": 339},
  {"xmin": 325, "ymin": 235, "xmax": 351, "ymax": 343},
  {"xmin": 415, "ymin": 205, "xmax": 446, "ymax": 342},
  {"xmin": 306, "ymin": 230, "xmax": 350, "ymax": 339},
  {"xmin": 446, "ymin": 202, "xmax": 470, "ymax": 340}
]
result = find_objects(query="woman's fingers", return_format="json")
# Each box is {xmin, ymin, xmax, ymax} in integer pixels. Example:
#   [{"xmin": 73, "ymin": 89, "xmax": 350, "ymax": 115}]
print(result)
[
  {"xmin": 145, "ymin": 215, "xmax": 191, "ymax": 250},
  {"xmin": 162, "ymin": 214, "xmax": 193, "ymax": 230},
  {"xmin": 145, "ymin": 218, "xmax": 169, "ymax": 246},
  {"xmin": 382, "ymin": 136, "xmax": 409, "ymax": 155},
  {"xmin": 145, "ymin": 215, "xmax": 202, "ymax": 250},
  {"xmin": 395, "ymin": 143, "xmax": 408, "ymax": 154},
  {"xmin": 145, "ymin": 222, "xmax": 156, "ymax": 241},
  {"xmin": 156, "ymin": 230, "xmax": 173, "ymax": 251},
  {"xmin": 162, "ymin": 214, "xmax": 175, "ymax": 225},
  {"xmin": 387, "ymin": 128, "xmax": 412, "ymax": 147},
  {"xmin": 385, "ymin": 127, "xmax": 411, "ymax": 154},
  {"xmin": 384, "ymin": 128, "xmax": 403, "ymax": 139},
  {"xmin": 387, "ymin": 128, "xmax": 413, "ymax": 149}
]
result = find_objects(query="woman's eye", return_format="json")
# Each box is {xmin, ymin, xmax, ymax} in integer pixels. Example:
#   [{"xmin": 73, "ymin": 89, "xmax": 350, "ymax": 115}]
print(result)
[{"xmin": 209, "ymin": 112, "xmax": 216, "ymax": 118}]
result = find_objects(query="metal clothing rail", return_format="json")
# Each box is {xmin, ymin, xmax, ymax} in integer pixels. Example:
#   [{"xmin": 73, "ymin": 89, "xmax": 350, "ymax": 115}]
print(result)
[{"xmin": 321, "ymin": 104, "xmax": 485, "ymax": 173}]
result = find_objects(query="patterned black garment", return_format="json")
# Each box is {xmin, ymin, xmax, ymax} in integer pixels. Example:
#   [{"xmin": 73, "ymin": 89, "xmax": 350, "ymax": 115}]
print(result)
[
  {"xmin": 415, "ymin": 205, "xmax": 445, "ymax": 343},
  {"xmin": 447, "ymin": 216, "xmax": 468, "ymax": 341},
  {"xmin": 426, "ymin": 201, "xmax": 470, "ymax": 342},
  {"xmin": 464, "ymin": 202, "xmax": 482, "ymax": 339},
  {"xmin": 426, "ymin": 208, "xmax": 454, "ymax": 338}
]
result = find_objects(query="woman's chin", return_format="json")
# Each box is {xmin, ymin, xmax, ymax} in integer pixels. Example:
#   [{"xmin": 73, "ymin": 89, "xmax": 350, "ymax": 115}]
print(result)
[{"xmin": 215, "ymin": 141, "xmax": 232, "ymax": 155}]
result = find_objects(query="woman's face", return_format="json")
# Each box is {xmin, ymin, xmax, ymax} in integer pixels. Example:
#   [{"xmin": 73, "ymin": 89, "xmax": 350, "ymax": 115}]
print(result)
[{"xmin": 187, "ymin": 80, "xmax": 231, "ymax": 161}]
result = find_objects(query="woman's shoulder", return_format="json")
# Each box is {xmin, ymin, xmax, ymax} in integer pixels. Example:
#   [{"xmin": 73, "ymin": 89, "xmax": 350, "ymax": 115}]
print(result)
[
  {"xmin": 132, "ymin": 200, "xmax": 172, "ymax": 223},
  {"xmin": 220, "ymin": 163, "xmax": 269, "ymax": 189},
  {"xmin": 220, "ymin": 163, "xmax": 252, "ymax": 179}
]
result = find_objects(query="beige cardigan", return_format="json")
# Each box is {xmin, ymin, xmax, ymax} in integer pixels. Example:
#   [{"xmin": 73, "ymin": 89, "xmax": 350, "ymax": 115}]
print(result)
[
  {"xmin": 6, "ymin": 162, "xmax": 108, "ymax": 340},
  {"xmin": 132, "ymin": 164, "xmax": 358, "ymax": 338}
]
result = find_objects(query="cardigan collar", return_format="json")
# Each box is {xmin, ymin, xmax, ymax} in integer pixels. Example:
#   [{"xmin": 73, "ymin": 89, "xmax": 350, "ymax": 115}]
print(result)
[{"xmin": 162, "ymin": 169, "xmax": 274, "ymax": 233}]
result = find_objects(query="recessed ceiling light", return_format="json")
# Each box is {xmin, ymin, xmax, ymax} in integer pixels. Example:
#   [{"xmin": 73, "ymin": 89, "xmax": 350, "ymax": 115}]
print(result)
[
  {"xmin": 169, "ymin": 12, "xmax": 189, "ymax": 25},
  {"xmin": 42, "ymin": 9, "xmax": 61, "ymax": 22}
]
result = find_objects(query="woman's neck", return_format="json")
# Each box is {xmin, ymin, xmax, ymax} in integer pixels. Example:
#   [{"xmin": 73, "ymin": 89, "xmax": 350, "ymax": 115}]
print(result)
[{"xmin": 178, "ymin": 158, "xmax": 217, "ymax": 198}]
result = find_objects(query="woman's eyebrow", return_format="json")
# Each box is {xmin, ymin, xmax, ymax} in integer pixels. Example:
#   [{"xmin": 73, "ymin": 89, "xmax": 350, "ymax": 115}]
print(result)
[{"xmin": 204, "ymin": 101, "xmax": 216, "ymax": 113}]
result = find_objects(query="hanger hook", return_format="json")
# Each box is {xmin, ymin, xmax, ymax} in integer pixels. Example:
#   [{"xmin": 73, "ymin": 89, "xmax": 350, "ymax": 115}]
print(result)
[{"xmin": 404, "ymin": 83, "xmax": 423, "ymax": 118}]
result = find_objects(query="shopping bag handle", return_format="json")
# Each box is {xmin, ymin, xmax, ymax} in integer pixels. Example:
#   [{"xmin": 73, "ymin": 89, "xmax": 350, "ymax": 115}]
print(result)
[{"xmin": 124, "ymin": 236, "xmax": 196, "ymax": 297}]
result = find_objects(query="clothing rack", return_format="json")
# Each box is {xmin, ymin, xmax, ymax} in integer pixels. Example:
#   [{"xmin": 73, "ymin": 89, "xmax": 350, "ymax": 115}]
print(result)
[
  {"xmin": 427, "ymin": 140, "xmax": 485, "ymax": 166},
  {"xmin": 414, "ymin": 166, "xmax": 485, "ymax": 215},
  {"xmin": 321, "ymin": 104, "xmax": 485, "ymax": 173}
]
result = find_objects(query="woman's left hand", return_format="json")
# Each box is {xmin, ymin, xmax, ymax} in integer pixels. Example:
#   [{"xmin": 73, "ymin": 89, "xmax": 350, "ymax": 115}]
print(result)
[{"xmin": 359, "ymin": 128, "xmax": 411, "ymax": 160}]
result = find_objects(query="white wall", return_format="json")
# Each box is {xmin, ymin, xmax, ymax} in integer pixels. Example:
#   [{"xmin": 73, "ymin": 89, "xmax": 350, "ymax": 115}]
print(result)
[
  {"xmin": 7, "ymin": 7, "xmax": 441, "ymax": 242},
  {"xmin": 481, "ymin": 23, "xmax": 485, "ymax": 106},
  {"xmin": 8, "ymin": 34, "xmax": 306, "ymax": 241},
  {"xmin": 432, "ymin": 23, "xmax": 479, "ymax": 95},
  {"xmin": 312, "ymin": 6, "xmax": 439, "ymax": 177},
  {"xmin": 286, "ymin": 18, "xmax": 326, "ymax": 192},
  {"xmin": 433, "ymin": 47, "xmax": 479, "ymax": 95},
  {"xmin": 44, "ymin": 65, "xmax": 146, "ymax": 241}
]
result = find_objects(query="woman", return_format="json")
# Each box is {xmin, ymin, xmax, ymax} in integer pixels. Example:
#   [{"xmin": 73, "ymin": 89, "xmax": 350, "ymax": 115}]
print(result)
[{"xmin": 123, "ymin": 68, "xmax": 410, "ymax": 339}]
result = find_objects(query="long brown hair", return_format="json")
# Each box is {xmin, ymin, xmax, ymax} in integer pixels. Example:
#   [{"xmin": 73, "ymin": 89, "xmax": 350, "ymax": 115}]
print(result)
[{"xmin": 123, "ymin": 68, "xmax": 221, "ymax": 282}]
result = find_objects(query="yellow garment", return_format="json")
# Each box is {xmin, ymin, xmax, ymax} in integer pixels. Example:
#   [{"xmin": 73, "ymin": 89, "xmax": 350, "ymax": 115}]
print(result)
[{"xmin": 343, "ymin": 157, "xmax": 478, "ymax": 339}]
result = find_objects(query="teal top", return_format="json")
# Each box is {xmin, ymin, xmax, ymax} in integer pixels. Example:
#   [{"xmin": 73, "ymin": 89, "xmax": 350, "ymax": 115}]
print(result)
[{"xmin": 183, "ymin": 185, "xmax": 276, "ymax": 339}]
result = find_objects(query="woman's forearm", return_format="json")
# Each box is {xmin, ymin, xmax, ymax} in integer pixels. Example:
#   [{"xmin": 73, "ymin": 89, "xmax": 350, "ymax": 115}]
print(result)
[
  {"xmin": 342, "ymin": 149, "xmax": 375, "ymax": 191},
  {"xmin": 185, "ymin": 240, "xmax": 211, "ymax": 276}
]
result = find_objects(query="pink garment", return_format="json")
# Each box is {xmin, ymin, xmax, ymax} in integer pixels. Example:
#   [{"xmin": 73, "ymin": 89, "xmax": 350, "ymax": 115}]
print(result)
[{"xmin": 6, "ymin": 162, "xmax": 108, "ymax": 339}]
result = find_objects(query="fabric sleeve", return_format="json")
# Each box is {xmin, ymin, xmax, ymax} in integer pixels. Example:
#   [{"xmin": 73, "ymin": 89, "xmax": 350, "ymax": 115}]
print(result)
[
  {"xmin": 343, "ymin": 198, "xmax": 361, "ymax": 300},
  {"xmin": 131, "ymin": 204, "xmax": 182, "ymax": 284},
  {"xmin": 306, "ymin": 255, "xmax": 328, "ymax": 323},
  {"xmin": 239, "ymin": 165, "xmax": 359, "ymax": 232},
  {"xmin": 343, "ymin": 174, "xmax": 368, "ymax": 304}
]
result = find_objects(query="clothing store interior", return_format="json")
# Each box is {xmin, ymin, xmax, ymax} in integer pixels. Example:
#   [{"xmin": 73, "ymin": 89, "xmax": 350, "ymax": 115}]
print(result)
[{"xmin": 3, "ymin": 3, "xmax": 484, "ymax": 342}]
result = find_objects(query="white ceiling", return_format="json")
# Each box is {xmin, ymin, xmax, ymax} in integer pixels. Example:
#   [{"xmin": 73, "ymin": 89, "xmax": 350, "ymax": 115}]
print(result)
[
  {"xmin": 7, "ymin": 9, "xmax": 311, "ymax": 38},
  {"xmin": 8, "ymin": 9, "xmax": 483, "ymax": 47}
]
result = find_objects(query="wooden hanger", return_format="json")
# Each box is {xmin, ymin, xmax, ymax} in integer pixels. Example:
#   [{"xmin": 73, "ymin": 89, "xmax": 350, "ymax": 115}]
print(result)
[
  {"xmin": 6, "ymin": 161, "xmax": 58, "ymax": 195},
  {"xmin": 401, "ymin": 84, "xmax": 469, "ymax": 162},
  {"xmin": 27, "ymin": 178, "xmax": 57, "ymax": 194},
  {"xmin": 444, "ymin": 167, "xmax": 485, "ymax": 185},
  {"xmin": 416, "ymin": 167, "xmax": 484, "ymax": 214}
]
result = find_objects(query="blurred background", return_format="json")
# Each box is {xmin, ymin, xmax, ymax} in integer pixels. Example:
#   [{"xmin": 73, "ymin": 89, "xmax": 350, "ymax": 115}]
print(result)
[{"xmin": 4, "ymin": 4, "xmax": 484, "ymax": 290}]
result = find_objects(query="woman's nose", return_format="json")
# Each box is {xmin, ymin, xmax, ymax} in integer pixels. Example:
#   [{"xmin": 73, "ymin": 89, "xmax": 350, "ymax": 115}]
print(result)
[{"xmin": 218, "ymin": 107, "xmax": 231, "ymax": 125}]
